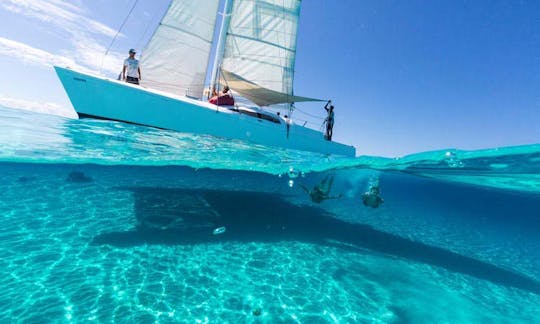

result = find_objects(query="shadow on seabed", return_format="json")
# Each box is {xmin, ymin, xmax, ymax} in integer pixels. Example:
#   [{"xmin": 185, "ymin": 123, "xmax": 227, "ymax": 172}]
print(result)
[{"xmin": 92, "ymin": 187, "xmax": 540, "ymax": 295}]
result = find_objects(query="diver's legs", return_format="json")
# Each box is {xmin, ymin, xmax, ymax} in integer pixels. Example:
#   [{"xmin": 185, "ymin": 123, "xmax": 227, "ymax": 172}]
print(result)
[{"xmin": 327, "ymin": 175, "xmax": 334, "ymax": 192}]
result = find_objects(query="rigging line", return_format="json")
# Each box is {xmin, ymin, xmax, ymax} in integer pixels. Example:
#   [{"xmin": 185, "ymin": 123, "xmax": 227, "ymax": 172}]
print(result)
[
  {"xmin": 136, "ymin": 7, "xmax": 160, "ymax": 50},
  {"xmin": 100, "ymin": 0, "xmax": 140, "ymax": 73},
  {"xmin": 144, "ymin": 80, "xmax": 209, "ymax": 87},
  {"xmin": 294, "ymin": 107, "xmax": 325, "ymax": 120}
]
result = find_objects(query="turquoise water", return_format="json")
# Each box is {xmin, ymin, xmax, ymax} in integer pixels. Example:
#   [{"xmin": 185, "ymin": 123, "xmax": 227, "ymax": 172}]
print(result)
[{"xmin": 1, "ymin": 105, "xmax": 539, "ymax": 322}]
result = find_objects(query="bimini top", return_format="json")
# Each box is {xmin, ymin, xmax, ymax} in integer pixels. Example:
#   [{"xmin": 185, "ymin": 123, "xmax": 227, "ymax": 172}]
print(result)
[{"xmin": 221, "ymin": 69, "xmax": 323, "ymax": 107}]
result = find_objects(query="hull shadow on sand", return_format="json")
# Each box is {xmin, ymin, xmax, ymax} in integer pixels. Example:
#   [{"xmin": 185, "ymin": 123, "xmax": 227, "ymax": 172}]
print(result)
[{"xmin": 92, "ymin": 187, "xmax": 540, "ymax": 295}]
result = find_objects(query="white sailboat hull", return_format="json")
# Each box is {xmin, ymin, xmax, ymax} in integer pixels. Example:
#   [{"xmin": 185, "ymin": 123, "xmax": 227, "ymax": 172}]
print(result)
[{"xmin": 55, "ymin": 67, "xmax": 355, "ymax": 157}]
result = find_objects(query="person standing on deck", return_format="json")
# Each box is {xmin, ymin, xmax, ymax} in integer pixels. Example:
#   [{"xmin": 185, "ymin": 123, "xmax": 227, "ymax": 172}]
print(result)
[
  {"xmin": 324, "ymin": 100, "xmax": 335, "ymax": 141},
  {"xmin": 122, "ymin": 49, "xmax": 141, "ymax": 85}
]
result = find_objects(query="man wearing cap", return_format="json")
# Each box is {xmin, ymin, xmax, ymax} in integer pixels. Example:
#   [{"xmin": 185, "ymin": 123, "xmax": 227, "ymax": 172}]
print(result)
[{"xmin": 122, "ymin": 49, "xmax": 141, "ymax": 85}]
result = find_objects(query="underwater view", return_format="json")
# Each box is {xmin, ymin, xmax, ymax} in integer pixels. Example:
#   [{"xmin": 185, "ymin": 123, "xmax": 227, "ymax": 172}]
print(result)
[{"xmin": 0, "ymin": 105, "xmax": 539, "ymax": 322}]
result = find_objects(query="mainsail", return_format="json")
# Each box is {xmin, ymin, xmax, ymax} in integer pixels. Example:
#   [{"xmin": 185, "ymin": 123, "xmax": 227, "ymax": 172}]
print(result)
[
  {"xmin": 140, "ymin": 0, "xmax": 220, "ymax": 98},
  {"xmin": 220, "ymin": 0, "xmax": 304, "ymax": 105}
]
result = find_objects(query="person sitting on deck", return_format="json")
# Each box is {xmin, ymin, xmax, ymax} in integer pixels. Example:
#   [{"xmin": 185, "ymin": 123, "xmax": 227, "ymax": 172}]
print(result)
[{"xmin": 209, "ymin": 85, "xmax": 234, "ymax": 106}]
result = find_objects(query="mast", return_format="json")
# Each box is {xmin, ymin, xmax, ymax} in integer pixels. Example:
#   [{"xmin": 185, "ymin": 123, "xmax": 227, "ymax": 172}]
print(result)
[{"xmin": 209, "ymin": 0, "xmax": 233, "ymax": 95}]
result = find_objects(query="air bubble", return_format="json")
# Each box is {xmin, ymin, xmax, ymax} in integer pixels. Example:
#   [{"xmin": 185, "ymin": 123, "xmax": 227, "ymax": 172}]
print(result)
[
  {"xmin": 287, "ymin": 166, "xmax": 299, "ymax": 178},
  {"xmin": 444, "ymin": 151, "xmax": 464, "ymax": 168}
]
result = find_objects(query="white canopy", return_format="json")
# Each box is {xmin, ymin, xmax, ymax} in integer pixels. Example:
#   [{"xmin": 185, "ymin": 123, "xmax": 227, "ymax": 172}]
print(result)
[{"xmin": 221, "ymin": 69, "xmax": 323, "ymax": 106}]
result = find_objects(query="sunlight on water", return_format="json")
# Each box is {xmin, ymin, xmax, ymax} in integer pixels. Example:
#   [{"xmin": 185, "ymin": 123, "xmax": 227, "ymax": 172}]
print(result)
[
  {"xmin": 1, "ymin": 105, "xmax": 539, "ymax": 322},
  {"xmin": 1, "ymin": 105, "xmax": 539, "ymax": 193}
]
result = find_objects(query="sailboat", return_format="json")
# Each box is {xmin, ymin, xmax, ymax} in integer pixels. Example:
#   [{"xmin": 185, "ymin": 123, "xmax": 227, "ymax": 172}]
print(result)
[{"xmin": 54, "ymin": 0, "xmax": 355, "ymax": 157}]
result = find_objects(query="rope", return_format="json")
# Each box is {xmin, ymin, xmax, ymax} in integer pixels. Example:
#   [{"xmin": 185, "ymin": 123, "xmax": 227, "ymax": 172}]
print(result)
[
  {"xmin": 294, "ymin": 107, "xmax": 325, "ymax": 120},
  {"xmin": 136, "ymin": 6, "xmax": 160, "ymax": 50},
  {"xmin": 100, "ymin": 0, "xmax": 140, "ymax": 72}
]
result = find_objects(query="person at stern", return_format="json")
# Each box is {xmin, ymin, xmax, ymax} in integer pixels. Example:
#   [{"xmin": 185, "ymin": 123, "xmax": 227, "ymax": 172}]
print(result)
[
  {"xmin": 324, "ymin": 100, "xmax": 335, "ymax": 141},
  {"xmin": 122, "ymin": 48, "xmax": 141, "ymax": 85}
]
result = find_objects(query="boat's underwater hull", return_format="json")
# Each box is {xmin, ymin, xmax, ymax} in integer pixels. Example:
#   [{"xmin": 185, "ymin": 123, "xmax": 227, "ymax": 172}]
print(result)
[{"xmin": 54, "ymin": 67, "xmax": 356, "ymax": 157}]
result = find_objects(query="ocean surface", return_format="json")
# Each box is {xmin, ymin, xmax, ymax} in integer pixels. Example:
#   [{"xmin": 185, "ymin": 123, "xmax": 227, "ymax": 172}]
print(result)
[{"xmin": 0, "ymin": 105, "xmax": 539, "ymax": 323}]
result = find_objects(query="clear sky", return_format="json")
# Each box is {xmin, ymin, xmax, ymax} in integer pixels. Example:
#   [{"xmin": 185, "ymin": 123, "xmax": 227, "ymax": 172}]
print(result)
[{"xmin": 0, "ymin": 0, "xmax": 538, "ymax": 157}]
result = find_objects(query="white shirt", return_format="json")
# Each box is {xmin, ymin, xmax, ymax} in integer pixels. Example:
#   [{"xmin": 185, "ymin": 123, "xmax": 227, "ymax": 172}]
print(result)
[{"xmin": 124, "ymin": 58, "xmax": 140, "ymax": 78}]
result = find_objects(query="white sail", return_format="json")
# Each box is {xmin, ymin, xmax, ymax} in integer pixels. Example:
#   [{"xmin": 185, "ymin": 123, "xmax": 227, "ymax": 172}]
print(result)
[
  {"xmin": 221, "ymin": 0, "xmax": 301, "ymax": 102},
  {"xmin": 140, "ymin": 0, "xmax": 220, "ymax": 98}
]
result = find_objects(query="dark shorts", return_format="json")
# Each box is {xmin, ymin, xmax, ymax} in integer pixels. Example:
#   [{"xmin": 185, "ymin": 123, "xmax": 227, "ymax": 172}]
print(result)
[{"xmin": 126, "ymin": 76, "xmax": 139, "ymax": 85}]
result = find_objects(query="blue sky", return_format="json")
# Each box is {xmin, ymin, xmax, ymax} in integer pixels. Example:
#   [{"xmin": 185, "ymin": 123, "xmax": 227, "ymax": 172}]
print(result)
[{"xmin": 0, "ymin": 0, "xmax": 538, "ymax": 157}]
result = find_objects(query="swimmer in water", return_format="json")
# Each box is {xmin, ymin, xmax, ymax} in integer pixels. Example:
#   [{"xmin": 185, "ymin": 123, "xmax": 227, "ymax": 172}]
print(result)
[
  {"xmin": 361, "ymin": 180, "xmax": 384, "ymax": 208},
  {"xmin": 300, "ymin": 174, "xmax": 342, "ymax": 203}
]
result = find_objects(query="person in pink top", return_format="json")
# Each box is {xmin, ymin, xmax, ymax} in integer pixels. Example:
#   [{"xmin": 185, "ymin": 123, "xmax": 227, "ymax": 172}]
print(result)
[{"xmin": 209, "ymin": 85, "xmax": 234, "ymax": 106}]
